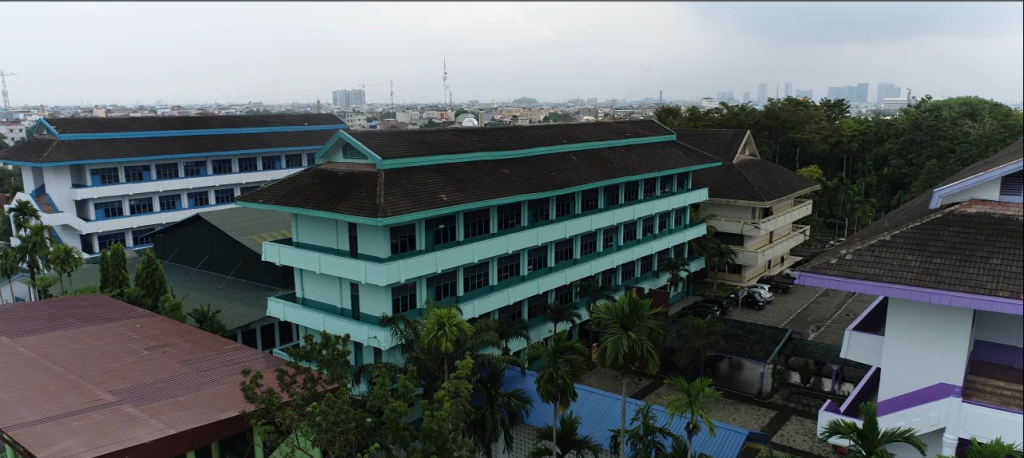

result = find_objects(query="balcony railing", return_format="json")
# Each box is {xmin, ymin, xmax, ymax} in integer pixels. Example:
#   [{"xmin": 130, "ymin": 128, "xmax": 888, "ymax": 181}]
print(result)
[
  {"xmin": 841, "ymin": 297, "xmax": 887, "ymax": 366},
  {"xmin": 69, "ymin": 167, "xmax": 305, "ymax": 200},
  {"xmin": 708, "ymin": 198, "xmax": 813, "ymax": 236},
  {"xmin": 733, "ymin": 224, "xmax": 810, "ymax": 267}
]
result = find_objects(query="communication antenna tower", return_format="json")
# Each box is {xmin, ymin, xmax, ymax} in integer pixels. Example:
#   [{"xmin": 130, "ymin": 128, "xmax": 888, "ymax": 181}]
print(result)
[{"xmin": 0, "ymin": 70, "xmax": 16, "ymax": 112}]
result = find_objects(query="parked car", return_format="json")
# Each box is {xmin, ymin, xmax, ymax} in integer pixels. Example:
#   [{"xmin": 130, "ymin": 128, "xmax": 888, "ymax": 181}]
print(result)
[
  {"xmin": 728, "ymin": 288, "xmax": 767, "ymax": 310},
  {"xmin": 678, "ymin": 305, "xmax": 720, "ymax": 320},
  {"xmin": 746, "ymin": 285, "xmax": 775, "ymax": 303},
  {"xmin": 696, "ymin": 298, "xmax": 732, "ymax": 316},
  {"xmin": 758, "ymin": 275, "xmax": 794, "ymax": 293}
]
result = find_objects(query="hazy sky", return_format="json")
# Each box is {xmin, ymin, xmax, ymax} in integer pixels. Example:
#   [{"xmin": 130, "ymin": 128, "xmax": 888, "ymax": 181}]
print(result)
[{"xmin": 3, "ymin": 2, "xmax": 1022, "ymax": 106}]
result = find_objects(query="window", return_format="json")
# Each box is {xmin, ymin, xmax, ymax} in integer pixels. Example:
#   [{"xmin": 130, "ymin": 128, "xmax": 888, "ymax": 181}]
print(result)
[
  {"xmin": 426, "ymin": 215, "xmax": 457, "ymax": 247},
  {"xmin": 600, "ymin": 268, "xmax": 616, "ymax": 288},
  {"xmin": 285, "ymin": 154, "xmax": 304, "ymax": 168},
  {"xmin": 306, "ymin": 153, "xmax": 316, "ymax": 166},
  {"xmin": 348, "ymin": 223, "xmax": 359, "ymax": 257},
  {"xmin": 497, "ymin": 254, "xmax": 521, "ymax": 283},
  {"xmin": 581, "ymin": 189, "xmax": 599, "ymax": 212},
  {"xmin": 659, "ymin": 213, "xmax": 670, "ymax": 232},
  {"xmin": 676, "ymin": 173, "xmax": 689, "ymax": 191},
  {"xmin": 554, "ymin": 240, "xmax": 574, "ymax": 264},
  {"xmin": 123, "ymin": 165, "xmax": 149, "ymax": 182},
  {"xmin": 674, "ymin": 209, "xmax": 684, "ymax": 228},
  {"xmin": 93, "ymin": 167, "xmax": 120, "ymax": 185},
  {"xmin": 554, "ymin": 193, "xmax": 575, "ymax": 218},
  {"xmin": 261, "ymin": 155, "xmax": 280, "ymax": 170},
  {"xmin": 188, "ymin": 191, "xmax": 210, "ymax": 208},
  {"xmin": 94, "ymin": 201, "xmax": 124, "ymax": 219},
  {"xmin": 528, "ymin": 295, "xmax": 547, "ymax": 319},
  {"xmin": 350, "ymin": 283, "xmax": 361, "ymax": 319},
  {"xmin": 374, "ymin": 347, "xmax": 383, "ymax": 364},
  {"xmin": 725, "ymin": 263, "xmax": 743, "ymax": 275},
  {"xmin": 342, "ymin": 143, "xmax": 368, "ymax": 160},
  {"xmin": 463, "ymin": 262, "xmax": 490, "ymax": 294},
  {"xmin": 497, "ymin": 203, "xmax": 521, "ymax": 231},
  {"xmin": 240, "ymin": 328, "xmax": 257, "ymax": 349},
  {"xmin": 639, "ymin": 255, "xmax": 653, "ymax": 275},
  {"xmin": 214, "ymin": 188, "xmax": 236, "ymax": 205},
  {"xmin": 1000, "ymin": 170, "xmax": 1023, "ymax": 200},
  {"xmin": 132, "ymin": 228, "xmax": 155, "ymax": 246},
  {"xmin": 391, "ymin": 282, "xmax": 417, "ymax": 315},
  {"xmin": 390, "ymin": 224, "xmax": 417, "ymax": 255},
  {"xmin": 580, "ymin": 232, "xmax": 597, "ymax": 256},
  {"xmin": 554, "ymin": 285, "xmax": 573, "ymax": 307},
  {"xmin": 128, "ymin": 197, "xmax": 153, "ymax": 215},
  {"xmin": 98, "ymin": 232, "xmax": 126, "ymax": 251},
  {"xmin": 240, "ymin": 185, "xmax": 260, "ymax": 195},
  {"xmin": 498, "ymin": 303, "xmax": 523, "ymax": 322},
  {"xmin": 624, "ymin": 181, "xmax": 640, "ymax": 202},
  {"xmin": 642, "ymin": 217, "xmax": 654, "ymax": 238},
  {"xmin": 643, "ymin": 178, "xmax": 657, "ymax": 198},
  {"xmin": 527, "ymin": 246, "xmax": 548, "ymax": 273},
  {"xmin": 623, "ymin": 223, "xmax": 637, "ymax": 243},
  {"xmin": 183, "ymin": 160, "xmax": 206, "ymax": 177},
  {"xmin": 602, "ymin": 227, "xmax": 617, "ymax": 249},
  {"xmin": 158, "ymin": 194, "xmax": 180, "ymax": 211},
  {"xmin": 212, "ymin": 159, "xmax": 233, "ymax": 175},
  {"xmin": 660, "ymin": 175, "xmax": 673, "ymax": 194},
  {"xmin": 674, "ymin": 243, "xmax": 686, "ymax": 260},
  {"xmin": 604, "ymin": 185, "xmax": 621, "ymax": 207},
  {"xmin": 714, "ymin": 232, "xmax": 744, "ymax": 247},
  {"xmin": 427, "ymin": 271, "xmax": 458, "ymax": 302},
  {"xmin": 621, "ymin": 261, "xmax": 636, "ymax": 282},
  {"xmin": 155, "ymin": 163, "xmax": 179, "ymax": 180},
  {"xmin": 463, "ymin": 209, "xmax": 490, "ymax": 239},
  {"xmin": 279, "ymin": 321, "xmax": 295, "ymax": 345},
  {"xmin": 238, "ymin": 157, "xmax": 258, "ymax": 172},
  {"xmin": 528, "ymin": 198, "xmax": 550, "ymax": 224},
  {"xmin": 259, "ymin": 325, "xmax": 276, "ymax": 351},
  {"xmin": 353, "ymin": 342, "xmax": 364, "ymax": 367}
]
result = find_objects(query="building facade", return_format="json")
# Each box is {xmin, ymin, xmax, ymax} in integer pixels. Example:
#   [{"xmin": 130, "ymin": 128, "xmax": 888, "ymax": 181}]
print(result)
[
  {"xmin": 794, "ymin": 88, "xmax": 813, "ymax": 99},
  {"xmin": 676, "ymin": 129, "xmax": 819, "ymax": 285},
  {"xmin": 0, "ymin": 114, "xmax": 344, "ymax": 254},
  {"xmin": 238, "ymin": 120, "xmax": 719, "ymax": 373},
  {"xmin": 332, "ymin": 89, "xmax": 349, "ymax": 107},
  {"xmin": 876, "ymin": 83, "xmax": 901, "ymax": 105},
  {"xmin": 1, "ymin": 122, "xmax": 27, "ymax": 147},
  {"xmin": 803, "ymin": 140, "xmax": 1023, "ymax": 456}
]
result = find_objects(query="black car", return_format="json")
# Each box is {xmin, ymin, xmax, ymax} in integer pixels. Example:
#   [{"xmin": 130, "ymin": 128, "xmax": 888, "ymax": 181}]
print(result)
[
  {"xmin": 758, "ymin": 275, "xmax": 794, "ymax": 293},
  {"xmin": 678, "ymin": 304, "xmax": 721, "ymax": 319},
  {"xmin": 728, "ymin": 290, "xmax": 766, "ymax": 310},
  {"xmin": 696, "ymin": 298, "xmax": 732, "ymax": 316}
]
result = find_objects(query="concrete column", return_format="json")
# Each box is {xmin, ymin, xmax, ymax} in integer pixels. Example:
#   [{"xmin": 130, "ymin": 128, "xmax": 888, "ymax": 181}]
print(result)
[
  {"xmin": 940, "ymin": 433, "xmax": 959, "ymax": 456},
  {"xmin": 758, "ymin": 366, "xmax": 765, "ymax": 393},
  {"xmin": 830, "ymin": 365, "xmax": 839, "ymax": 393}
]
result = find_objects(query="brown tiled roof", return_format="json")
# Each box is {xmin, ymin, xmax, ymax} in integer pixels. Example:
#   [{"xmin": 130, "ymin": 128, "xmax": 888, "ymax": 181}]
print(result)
[
  {"xmin": 348, "ymin": 119, "xmax": 671, "ymax": 160},
  {"xmin": 239, "ymin": 140, "xmax": 719, "ymax": 219},
  {"xmin": 0, "ymin": 294, "xmax": 285, "ymax": 458},
  {"xmin": 43, "ymin": 113, "xmax": 344, "ymax": 134},
  {"xmin": 673, "ymin": 129, "xmax": 748, "ymax": 164},
  {"xmin": 0, "ymin": 130, "xmax": 334, "ymax": 164},
  {"xmin": 805, "ymin": 200, "xmax": 1023, "ymax": 299},
  {"xmin": 694, "ymin": 157, "xmax": 820, "ymax": 203}
]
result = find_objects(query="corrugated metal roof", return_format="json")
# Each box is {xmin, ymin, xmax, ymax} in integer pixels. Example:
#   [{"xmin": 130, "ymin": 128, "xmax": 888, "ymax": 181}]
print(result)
[
  {"xmin": 191, "ymin": 206, "xmax": 292, "ymax": 254},
  {"xmin": 0, "ymin": 294, "xmax": 286, "ymax": 458},
  {"xmin": 502, "ymin": 370, "xmax": 750, "ymax": 458}
]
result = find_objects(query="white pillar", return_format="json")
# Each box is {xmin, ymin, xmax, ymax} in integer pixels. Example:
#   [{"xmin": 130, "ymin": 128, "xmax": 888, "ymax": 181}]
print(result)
[{"xmin": 940, "ymin": 433, "xmax": 959, "ymax": 456}]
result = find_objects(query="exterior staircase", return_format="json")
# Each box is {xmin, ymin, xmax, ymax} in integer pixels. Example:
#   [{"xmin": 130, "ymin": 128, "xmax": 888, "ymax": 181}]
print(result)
[
  {"xmin": 964, "ymin": 370, "xmax": 1024, "ymax": 412},
  {"xmin": 34, "ymin": 193, "xmax": 56, "ymax": 214}
]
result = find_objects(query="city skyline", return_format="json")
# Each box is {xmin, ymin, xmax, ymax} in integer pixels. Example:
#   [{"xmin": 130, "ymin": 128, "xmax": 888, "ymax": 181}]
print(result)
[{"xmin": 2, "ymin": 2, "xmax": 1022, "ymax": 106}]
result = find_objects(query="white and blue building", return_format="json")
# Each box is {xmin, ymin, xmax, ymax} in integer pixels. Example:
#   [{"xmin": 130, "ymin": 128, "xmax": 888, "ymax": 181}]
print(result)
[{"xmin": 0, "ymin": 114, "xmax": 345, "ymax": 254}]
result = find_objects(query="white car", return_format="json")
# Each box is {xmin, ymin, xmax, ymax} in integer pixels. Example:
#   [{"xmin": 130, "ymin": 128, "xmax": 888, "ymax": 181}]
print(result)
[{"xmin": 747, "ymin": 286, "xmax": 775, "ymax": 303}]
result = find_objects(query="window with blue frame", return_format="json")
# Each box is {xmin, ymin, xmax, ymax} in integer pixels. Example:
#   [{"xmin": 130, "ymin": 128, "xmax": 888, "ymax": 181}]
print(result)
[
  {"xmin": 155, "ymin": 163, "xmax": 179, "ymax": 180},
  {"xmin": 98, "ymin": 232, "xmax": 126, "ymax": 251},
  {"xmin": 604, "ymin": 184, "xmax": 621, "ymax": 208},
  {"xmin": 238, "ymin": 157, "xmax": 258, "ymax": 172},
  {"xmin": 285, "ymin": 154, "xmax": 304, "ymax": 168},
  {"xmin": 554, "ymin": 193, "xmax": 575, "ymax": 218},
  {"xmin": 212, "ymin": 159, "xmax": 233, "ymax": 175},
  {"xmin": 463, "ymin": 262, "xmax": 490, "ymax": 294},
  {"xmin": 676, "ymin": 172, "xmax": 689, "ymax": 192},
  {"xmin": 91, "ymin": 167, "xmax": 120, "ymax": 186},
  {"xmin": 660, "ymin": 175, "xmax": 673, "ymax": 194},
  {"xmin": 159, "ymin": 194, "xmax": 181, "ymax": 211},
  {"xmin": 674, "ymin": 209, "xmax": 683, "ymax": 228},
  {"xmin": 427, "ymin": 271, "xmax": 457, "ymax": 302},
  {"xmin": 581, "ymin": 189, "xmax": 599, "ymax": 212},
  {"xmin": 132, "ymin": 228, "xmax": 155, "ymax": 246},
  {"xmin": 94, "ymin": 201, "xmax": 124, "ymax": 220},
  {"xmin": 183, "ymin": 160, "xmax": 207, "ymax": 177},
  {"xmin": 554, "ymin": 240, "xmax": 574, "ymax": 265},
  {"xmin": 261, "ymin": 155, "xmax": 281, "ymax": 170},
  {"xmin": 214, "ymin": 188, "xmax": 236, "ymax": 205},
  {"xmin": 642, "ymin": 217, "xmax": 654, "ymax": 238},
  {"xmin": 306, "ymin": 153, "xmax": 316, "ymax": 166},
  {"xmin": 239, "ymin": 185, "xmax": 260, "ymax": 195},
  {"xmin": 129, "ymin": 197, "xmax": 154, "ymax": 215},
  {"xmin": 623, "ymin": 222, "xmax": 637, "ymax": 243},
  {"xmin": 123, "ymin": 165, "xmax": 150, "ymax": 183},
  {"xmin": 188, "ymin": 191, "xmax": 210, "ymax": 207}
]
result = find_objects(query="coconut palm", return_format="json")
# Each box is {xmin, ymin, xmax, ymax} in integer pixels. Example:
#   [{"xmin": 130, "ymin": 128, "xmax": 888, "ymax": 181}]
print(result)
[
  {"xmin": 529, "ymin": 412, "xmax": 602, "ymax": 458},
  {"xmin": 608, "ymin": 402, "xmax": 679, "ymax": 458},
  {"xmin": 576, "ymin": 275, "xmax": 615, "ymax": 314},
  {"xmin": 664, "ymin": 376, "xmax": 721, "ymax": 443},
  {"xmin": 46, "ymin": 243, "xmax": 84, "ymax": 294},
  {"xmin": 1, "ymin": 249, "xmax": 21, "ymax": 302},
  {"xmin": 496, "ymin": 317, "xmax": 531, "ymax": 356},
  {"xmin": 663, "ymin": 436, "xmax": 712, "ymax": 458},
  {"xmin": 937, "ymin": 437, "xmax": 1023, "ymax": 458},
  {"xmin": 543, "ymin": 300, "xmax": 582, "ymax": 334},
  {"xmin": 16, "ymin": 223, "xmax": 54, "ymax": 300},
  {"xmin": 704, "ymin": 242, "xmax": 736, "ymax": 298},
  {"xmin": 819, "ymin": 402, "xmax": 927, "ymax": 458},
  {"xmin": 422, "ymin": 305, "xmax": 474, "ymax": 381},
  {"xmin": 8, "ymin": 199, "xmax": 41, "ymax": 233},
  {"xmin": 470, "ymin": 367, "xmax": 534, "ymax": 458},
  {"xmin": 589, "ymin": 291, "xmax": 665, "ymax": 457},
  {"xmin": 656, "ymin": 257, "xmax": 692, "ymax": 295},
  {"xmin": 674, "ymin": 317, "xmax": 725, "ymax": 377},
  {"xmin": 527, "ymin": 331, "xmax": 589, "ymax": 458}
]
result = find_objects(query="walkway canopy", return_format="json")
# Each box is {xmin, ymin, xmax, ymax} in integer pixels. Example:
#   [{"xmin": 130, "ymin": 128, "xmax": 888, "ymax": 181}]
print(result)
[
  {"xmin": 779, "ymin": 338, "xmax": 871, "ymax": 371},
  {"xmin": 666, "ymin": 317, "xmax": 792, "ymax": 364}
]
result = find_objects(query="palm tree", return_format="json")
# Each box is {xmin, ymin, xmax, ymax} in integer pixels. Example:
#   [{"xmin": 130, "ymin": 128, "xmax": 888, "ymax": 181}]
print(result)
[
  {"xmin": 1, "ymin": 249, "xmax": 21, "ymax": 302},
  {"xmin": 589, "ymin": 291, "xmax": 665, "ymax": 458},
  {"xmin": 470, "ymin": 367, "xmax": 534, "ymax": 458},
  {"xmin": 608, "ymin": 402, "xmax": 679, "ymax": 458},
  {"xmin": 663, "ymin": 436, "xmax": 712, "ymax": 458},
  {"xmin": 529, "ymin": 412, "xmax": 602, "ymax": 458},
  {"xmin": 674, "ymin": 317, "xmax": 725, "ymax": 377},
  {"xmin": 937, "ymin": 437, "xmax": 1023, "ymax": 458},
  {"xmin": 704, "ymin": 242, "xmax": 736, "ymax": 298},
  {"xmin": 819, "ymin": 402, "xmax": 927, "ymax": 458},
  {"xmin": 46, "ymin": 243, "xmax": 84, "ymax": 294},
  {"xmin": 664, "ymin": 376, "xmax": 721, "ymax": 444},
  {"xmin": 543, "ymin": 300, "xmax": 582, "ymax": 334},
  {"xmin": 8, "ymin": 199, "xmax": 41, "ymax": 234},
  {"xmin": 496, "ymin": 318, "xmax": 531, "ymax": 356},
  {"xmin": 688, "ymin": 206, "xmax": 720, "ymax": 259},
  {"xmin": 16, "ymin": 223, "xmax": 54, "ymax": 301},
  {"xmin": 757, "ymin": 449, "xmax": 794, "ymax": 458},
  {"xmin": 526, "ymin": 331, "xmax": 589, "ymax": 458},
  {"xmin": 656, "ymin": 257, "xmax": 692, "ymax": 296},
  {"xmin": 422, "ymin": 305, "xmax": 473, "ymax": 381},
  {"xmin": 576, "ymin": 275, "xmax": 615, "ymax": 314}
]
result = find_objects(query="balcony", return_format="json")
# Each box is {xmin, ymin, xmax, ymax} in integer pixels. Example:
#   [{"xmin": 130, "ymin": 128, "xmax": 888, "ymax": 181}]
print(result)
[
  {"xmin": 708, "ymin": 199, "xmax": 813, "ymax": 237},
  {"xmin": 733, "ymin": 224, "xmax": 810, "ymax": 267},
  {"xmin": 267, "ymin": 292, "xmax": 425, "ymax": 349},
  {"xmin": 841, "ymin": 297, "xmax": 887, "ymax": 367},
  {"xmin": 69, "ymin": 167, "xmax": 303, "ymax": 200}
]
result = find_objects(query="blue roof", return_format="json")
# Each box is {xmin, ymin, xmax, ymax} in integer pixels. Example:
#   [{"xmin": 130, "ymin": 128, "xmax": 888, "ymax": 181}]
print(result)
[{"xmin": 502, "ymin": 370, "xmax": 751, "ymax": 458}]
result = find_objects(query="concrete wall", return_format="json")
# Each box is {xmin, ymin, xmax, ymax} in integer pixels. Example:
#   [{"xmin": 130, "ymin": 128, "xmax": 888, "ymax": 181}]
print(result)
[
  {"xmin": 294, "ymin": 214, "xmax": 348, "ymax": 250},
  {"xmin": 878, "ymin": 298, "xmax": 973, "ymax": 400},
  {"xmin": 886, "ymin": 429, "xmax": 943, "ymax": 458},
  {"xmin": 702, "ymin": 202, "xmax": 753, "ymax": 219},
  {"xmin": 940, "ymin": 177, "xmax": 1001, "ymax": 207},
  {"xmin": 973, "ymin": 310, "xmax": 1023, "ymax": 347}
]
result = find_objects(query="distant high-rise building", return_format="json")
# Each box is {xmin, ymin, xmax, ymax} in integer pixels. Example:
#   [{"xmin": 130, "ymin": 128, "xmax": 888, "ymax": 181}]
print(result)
[
  {"xmin": 332, "ymin": 89, "xmax": 349, "ymax": 107},
  {"xmin": 784, "ymin": 83, "xmax": 793, "ymax": 98},
  {"xmin": 716, "ymin": 92, "xmax": 734, "ymax": 104},
  {"xmin": 827, "ymin": 83, "xmax": 870, "ymax": 104},
  {"xmin": 586, "ymin": 97, "xmax": 598, "ymax": 104},
  {"xmin": 348, "ymin": 89, "xmax": 366, "ymax": 107},
  {"xmin": 757, "ymin": 83, "xmax": 768, "ymax": 104},
  {"xmin": 742, "ymin": 92, "xmax": 751, "ymax": 103},
  {"xmin": 876, "ymin": 83, "xmax": 902, "ymax": 105},
  {"xmin": 855, "ymin": 83, "xmax": 869, "ymax": 104},
  {"xmin": 794, "ymin": 88, "xmax": 814, "ymax": 99}
]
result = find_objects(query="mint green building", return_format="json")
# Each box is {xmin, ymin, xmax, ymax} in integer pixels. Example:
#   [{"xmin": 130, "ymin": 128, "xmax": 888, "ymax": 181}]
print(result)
[{"xmin": 237, "ymin": 120, "xmax": 720, "ymax": 370}]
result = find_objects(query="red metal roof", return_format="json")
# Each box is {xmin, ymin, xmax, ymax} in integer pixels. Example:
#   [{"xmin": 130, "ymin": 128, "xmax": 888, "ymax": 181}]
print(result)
[{"xmin": 0, "ymin": 294, "xmax": 286, "ymax": 458}]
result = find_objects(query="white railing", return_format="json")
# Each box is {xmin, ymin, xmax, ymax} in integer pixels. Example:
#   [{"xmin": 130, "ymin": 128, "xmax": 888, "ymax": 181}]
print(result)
[
  {"xmin": 70, "ymin": 168, "xmax": 301, "ymax": 200},
  {"xmin": 708, "ymin": 199, "xmax": 813, "ymax": 236},
  {"xmin": 733, "ymin": 224, "xmax": 810, "ymax": 266}
]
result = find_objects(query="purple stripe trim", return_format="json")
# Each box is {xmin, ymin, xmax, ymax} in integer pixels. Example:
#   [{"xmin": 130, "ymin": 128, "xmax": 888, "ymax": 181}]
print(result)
[
  {"xmin": 796, "ymin": 272, "xmax": 1023, "ymax": 315},
  {"xmin": 848, "ymin": 296, "xmax": 887, "ymax": 335},
  {"xmin": 876, "ymin": 383, "xmax": 961, "ymax": 416},
  {"xmin": 971, "ymin": 340, "xmax": 1024, "ymax": 369},
  {"xmin": 963, "ymin": 399, "xmax": 1024, "ymax": 415},
  {"xmin": 839, "ymin": 366, "xmax": 879, "ymax": 414}
]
